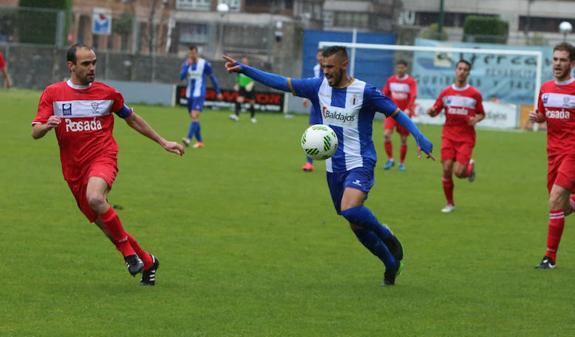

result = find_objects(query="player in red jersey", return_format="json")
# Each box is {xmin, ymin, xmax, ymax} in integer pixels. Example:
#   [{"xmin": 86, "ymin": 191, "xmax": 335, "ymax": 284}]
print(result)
[
  {"xmin": 427, "ymin": 59, "xmax": 485, "ymax": 213},
  {"xmin": 382, "ymin": 59, "xmax": 417, "ymax": 172},
  {"xmin": 530, "ymin": 42, "xmax": 575, "ymax": 269},
  {"xmin": 0, "ymin": 51, "xmax": 12, "ymax": 88},
  {"xmin": 31, "ymin": 44, "xmax": 184, "ymax": 285}
]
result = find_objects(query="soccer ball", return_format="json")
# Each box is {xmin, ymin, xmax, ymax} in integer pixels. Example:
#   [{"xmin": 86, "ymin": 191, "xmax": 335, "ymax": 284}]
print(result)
[{"xmin": 300, "ymin": 124, "xmax": 338, "ymax": 160}]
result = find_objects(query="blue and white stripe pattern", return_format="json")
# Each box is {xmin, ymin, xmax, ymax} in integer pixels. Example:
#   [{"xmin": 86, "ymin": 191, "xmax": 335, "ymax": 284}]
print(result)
[{"xmin": 180, "ymin": 58, "xmax": 214, "ymax": 98}]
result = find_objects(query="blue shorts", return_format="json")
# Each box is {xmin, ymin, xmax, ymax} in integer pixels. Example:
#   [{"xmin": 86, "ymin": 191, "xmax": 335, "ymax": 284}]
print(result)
[
  {"xmin": 326, "ymin": 166, "xmax": 375, "ymax": 214},
  {"xmin": 187, "ymin": 96, "xmax": 205, "ymax": 112}
]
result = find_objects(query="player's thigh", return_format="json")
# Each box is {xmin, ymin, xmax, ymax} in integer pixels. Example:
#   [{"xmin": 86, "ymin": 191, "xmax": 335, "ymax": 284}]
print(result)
[
  {"xmin": 340, "ymin": 167, "xmax": 374, "ymax": 210},
  {"xmin": 384, "ymin": 117, "xmax": 396, "ymax": 131},
  {"xmin": 188, "ymin": 96, "xmax": 205, "ymax": 115},
  {"xmin": 396, "ymin": 125, "xmax": 410, "ymax": 138},
  {"xmin": 554, "ymin": 154, "xmax": 575, "ymax": 194},
  {"xmin": 441, "ymin": 137, "xmax": 456, "ymax": 162},
  {"xmin": 455, "ymin": 141, "xmax": 474, "ymax": 166},
  {"xmin": 326, "ymin": 171, "xmax": 346, "ymax": 214}
]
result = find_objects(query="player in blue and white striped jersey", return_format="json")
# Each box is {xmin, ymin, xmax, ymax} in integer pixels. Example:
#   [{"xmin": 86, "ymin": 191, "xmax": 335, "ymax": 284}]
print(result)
[
  {"xmin": 224, "ymin": 46, "xmax": 434, "ymax": 286},
  {"xmin": 180, "ymin": 45, "xmax": 223, "ymax": 148}
]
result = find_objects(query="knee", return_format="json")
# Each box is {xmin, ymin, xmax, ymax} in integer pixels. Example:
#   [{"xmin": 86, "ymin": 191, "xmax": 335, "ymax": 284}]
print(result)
[
  {"xmin": 349, "ymin": 223, "xmax": 363, "ymax": 232},
  {"xmin": 384, "ymin": 133, "xmax": 392, "ymax": 141},
  {"xmin": 86, "ymin": 192, "xmax": 107, "ymax": 212}
]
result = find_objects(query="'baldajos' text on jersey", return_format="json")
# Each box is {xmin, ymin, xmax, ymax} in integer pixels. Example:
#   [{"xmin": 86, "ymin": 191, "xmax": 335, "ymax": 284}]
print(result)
[
  {"xmin": 538, "ymin": 78, "xmax": 575, "ymax": 157},
  {"xmin": 432, "ymin": 84, "xmax": 485, "ymax": 142},
  {"xmin": 32, "ymin": 80, "xmax": 131, "ymax": 184},
  {"xmin": 290, "ymin": 77, "xmax": 398, "ymax": 173}
]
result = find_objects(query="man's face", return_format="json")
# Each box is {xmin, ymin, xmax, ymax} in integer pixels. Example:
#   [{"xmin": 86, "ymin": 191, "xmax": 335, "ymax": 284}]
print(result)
[
  {"xmin": 455, "ymin": 62, "xmax": 470, "ymax": 84},
  {"xmin": 322, "ymin": 53, "xmax": 347, "ymax": 87},
  {"xmin": 395, "ymin": 63, "xmax": 407, "ymax": 77},
  {"xmin": 552, "ymin": 50, "xmax": 573, "ymax": 81},
  {"xmin": 188, "ymin": 48, "xmax": 198, "ymax": 61},
  {"xmin": 316, "ymin": 51, "xmax": 323, "ymax": 64},
  {"xmin": 241, "ymin": 57, "xmax": 249, "ymax": 65},
  {"xmin": 69, "ymin": 47, "xmax": 96, "ymax": 85}
]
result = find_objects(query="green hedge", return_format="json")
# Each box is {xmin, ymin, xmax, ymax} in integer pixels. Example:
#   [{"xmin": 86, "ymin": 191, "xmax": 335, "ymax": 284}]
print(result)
[{"xmin": 463, "ymin": 16, "xmax": 508, "ymax": 44}]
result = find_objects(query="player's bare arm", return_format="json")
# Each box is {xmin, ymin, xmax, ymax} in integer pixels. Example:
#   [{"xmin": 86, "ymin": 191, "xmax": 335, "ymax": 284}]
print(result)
[
  {"xmin": 528, "ymin": 110, "xmax": 545, "ymax": 123},
  {"xmin": 427, "ymin": 106, "xmax": 439, "ymax": 117},
  {"xmin": 468, "ymin": 114, "xmax": 485, "ymax": 126},
  {"xmin": 224, "ymin": 55, "xmax": 241, "ymax": 73},
  {"xmin": 124, "ymin": 112, "xmax": 185, "ymax": 156},
  {"xmin": 32, "ymin": 115, "xmax": 61, "ymax": 139}
]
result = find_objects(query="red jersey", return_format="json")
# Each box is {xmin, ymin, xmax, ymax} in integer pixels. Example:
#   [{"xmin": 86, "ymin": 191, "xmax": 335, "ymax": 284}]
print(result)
[
  {"xmin": 538, "ymin": 79, "xmax": 575, "ymax": 157},
  {"xmin": 382, "ymin": 74, "xmax": 417, "ymax": 112},
  {"xmin": 432, "ymin": 84, "xmax": 485, "ymax": 141},
  {"xmin": 0, "ymin": 52, "xmax": 5, "ymax": 70},
  {"xmin": 32, "ymin": 80, "xmax": 131, "ymax": 184}
]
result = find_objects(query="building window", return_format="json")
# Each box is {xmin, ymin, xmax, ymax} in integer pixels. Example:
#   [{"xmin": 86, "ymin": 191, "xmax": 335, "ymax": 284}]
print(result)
[
  {"xmin": 178, "ymin": 22, "xmax": 209, "ymax": 45},
  {"xmin": 176, "ymin": 0, "xmax": 211, "ymax": 11},
  {"xmin": 219, "ymin": 0, "xmax": 241, "ymax": 12},
  {"xmin": 334, "ymin": 12, "xmax": 369, "ymax": 29},
  {"xmin": 519, "ymin": 16, "xmax": 573, "ymax": 33}
]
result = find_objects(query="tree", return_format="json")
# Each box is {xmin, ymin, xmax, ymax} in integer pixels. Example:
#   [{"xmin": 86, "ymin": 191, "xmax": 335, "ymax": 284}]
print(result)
[
  {"xmin": 463, "ymin": 16, "xmax": 508, "ymax": 44},
  {"xmin": 18, "ymin": 0, "xmax": 71, "ymax": 45},
  {"xmin": 419, "ymin": 23, "xmax": 448, "ymax": 41}
]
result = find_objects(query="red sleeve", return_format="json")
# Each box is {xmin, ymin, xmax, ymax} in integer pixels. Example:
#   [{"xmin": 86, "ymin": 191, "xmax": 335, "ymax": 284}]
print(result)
[
  {"xmin": 475, "ymin": 91, "xmax": 485, "ymax": 115},
  {"xmin": 433, "ymin": 89, "xmax": 445, "ymax": 112},
  {"xmin": 32, "ymin": 89, "xmax": 54, "ymax": 125},
  {"xmin": 0, "ymin": 53, "xmax": 5, "ymax": 70},
  {"xmin": 408, "ymin": 78, "xmax": 417, "ymax": 110},
  {"xmin": 111, "ymin": 89, "xmax": 125, "ymax": 112},
  {"xmin": 383, "ymin": 79, "xmax": 391, "ymax": 97}
]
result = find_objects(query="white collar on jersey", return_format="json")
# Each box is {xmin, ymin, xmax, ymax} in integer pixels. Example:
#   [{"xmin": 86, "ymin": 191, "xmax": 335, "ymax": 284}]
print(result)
[
  {"xmin": 451, "ymin": 83, "xmax": 470, "ymax": 91},
  {"xmin": 554, "ymin": 77, "xmax": 575, "ymax": 86},
  {"xmin": 66, "ymin": 79, "xmax": 92, "ymax": 90}
]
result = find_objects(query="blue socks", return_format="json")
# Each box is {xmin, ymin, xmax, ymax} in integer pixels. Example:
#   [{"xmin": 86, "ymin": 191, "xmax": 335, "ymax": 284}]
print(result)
[
  {"xmin": 341, "ymin": 206, "xmax": 396, "ymax": 269},
  {"xmin": 187, "ymin": 121, "xmax": 202, "ymax": 142}
]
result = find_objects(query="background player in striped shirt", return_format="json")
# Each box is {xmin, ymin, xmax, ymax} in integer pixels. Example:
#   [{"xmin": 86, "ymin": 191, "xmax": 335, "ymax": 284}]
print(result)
[
  {"xmin": 382, "ymin": 59, "xmax": 418, "ymax": 172},
  {"xmin": 32, "ymin": 44, "xmax": 184, "ymax": 285},
  {"xmin": 530, "ymin": 42, "xmax": 575, "ymax": 269},
  {"xmin": 180, "ymin": 45, "xmax": 223, "ymax": 148},
  {"xmin": 223, "ymin": 46, "xmax": 434, "ymax": 286},
  {"xmin": 427, "ymin": 59, "xmax": 485, "ymax": 213},
  {"xmin": 229, "ymin": 56, "xmax": 257, "ymax": 123}
]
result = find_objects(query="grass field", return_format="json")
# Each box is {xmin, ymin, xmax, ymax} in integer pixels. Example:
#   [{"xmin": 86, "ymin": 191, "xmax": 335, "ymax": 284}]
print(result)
[{"xmin": 1, "ymin": 88, "xmax": 575, "ymax": 337}]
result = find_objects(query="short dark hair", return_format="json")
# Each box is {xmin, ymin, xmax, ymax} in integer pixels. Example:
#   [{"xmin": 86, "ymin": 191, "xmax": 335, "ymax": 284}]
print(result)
[
  {"xmin": 189, "ymin": 45, "xmax": 198, "ymax": 51},
  {"xmin": 396, "ymin": 59, "xmax": 408, "ymax": 67},
  {"xmin": 66, "ymin": 43, "xmax": 92, "ymax": 64},
  {"xmin": 456, "ymin": 59, "xmax": 472, "ymax": 70},
  {"xmin": 553, "ymin": 42, "xmax": 575, "ymax": 61},
  {"xmin": 322, "ymin": 46, "xmax": 348, "ymax": 59}
]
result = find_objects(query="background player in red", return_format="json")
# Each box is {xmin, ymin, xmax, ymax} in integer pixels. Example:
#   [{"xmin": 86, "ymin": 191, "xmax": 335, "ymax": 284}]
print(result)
[
  {"xmin": 427, "ymin": 59, "xmax": 485, "ymax": 213},
  {"xmin": 382, "ymin": 59, "xmax": 417, "ymax": 172},
  {"xmin": 31, "ymin": 44, "xmax": 184, "ymax": 285},
  {"xmin": 0, "ymin": 51, "xmax": 12, "ymax": 88},
  {"xmin": 530, "ymin": 42, "xmax": 575, "ymax": 269}
]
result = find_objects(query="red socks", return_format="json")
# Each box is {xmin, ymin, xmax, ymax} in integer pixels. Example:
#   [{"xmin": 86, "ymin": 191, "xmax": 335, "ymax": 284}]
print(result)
[
  {"xmin": 442, "ymin": 177, "xmax": 454, "ymax": 205},
  {"xmin": 99, "ymin": 207, "xmax": 136, "ymax": 257},
  {"xmin": 400, "ymin": 144, "xmax": 407, "ymax": 164},
  {"xmin": 546, "ymin": 210, "xmax": 565, "ymax": 261},
  {"xmin": 127, "ymin": 233, "xmax": 153, "ymax": 270},
  {"xmin": 384, "ymin": 140, "xmax": 393, "ymax": 159}
]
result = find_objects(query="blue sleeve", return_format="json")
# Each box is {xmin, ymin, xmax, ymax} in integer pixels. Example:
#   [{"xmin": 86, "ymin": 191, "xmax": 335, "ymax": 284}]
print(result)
[
  {"xmin": 205, "ymin": 62, "xmax": 221, "ymax": 94},
  {"xmin": 364, "ymin": 86, "xmax": 397, "ymax": 117},
  {"xmin": 240, "ymin": 64, "xmax": 291, "ymax": 92},
  {"xmin": 180, "ymin": 62, "xmax": 189, "ymax": 81},
  {"xmin": 290, "ymin": 77, "xmax": 323, "ymax": 100}
]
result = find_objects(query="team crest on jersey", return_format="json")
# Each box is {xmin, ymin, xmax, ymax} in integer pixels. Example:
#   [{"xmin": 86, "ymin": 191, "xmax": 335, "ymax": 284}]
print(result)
[
  {"xmin": 90, "ymin": 102, "xmax": 101, "ymax": 115},
  {"xmin": 445, "ymin": 97, "xmax": 452, "ymax": 105},
  {"xmin": 542, "ymin": 93, "xmax": 549, "ymax": 104},
  {"xmin": 62, "ymin": 103, "xmax": 72, "ymax": 116}
]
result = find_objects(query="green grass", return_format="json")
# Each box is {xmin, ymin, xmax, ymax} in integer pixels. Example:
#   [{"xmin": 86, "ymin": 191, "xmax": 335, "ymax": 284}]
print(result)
[{"xmin": 1, "ymin": 88, "xmax": 574, "ymax": 337}]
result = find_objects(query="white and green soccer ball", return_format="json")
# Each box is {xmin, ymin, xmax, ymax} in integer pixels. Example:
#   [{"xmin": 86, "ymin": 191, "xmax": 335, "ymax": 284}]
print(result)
[{"xmin": 300, "ymin": 124, "xmax": 338, "ymax": 160}]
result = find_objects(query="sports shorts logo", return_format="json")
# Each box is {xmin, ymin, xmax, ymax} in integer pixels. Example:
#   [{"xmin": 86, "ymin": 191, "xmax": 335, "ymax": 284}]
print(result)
[
  {"xmin": 62, "ymin": 103, "xmax": 72, "ymax": 116},
  {"xmin": 352, "ymin": 179, "xmax": 362, "ymax": 186}
]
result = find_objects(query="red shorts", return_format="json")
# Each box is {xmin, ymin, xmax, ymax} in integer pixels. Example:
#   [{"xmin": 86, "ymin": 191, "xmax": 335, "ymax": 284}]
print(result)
[
  {"xmin": 547, "ymin": 154, "xmax": 575, "ymax": 193},
  {"xmin": 66, "ymin": 157, "xmax": 118, "ymax": 222},
  {"xmin": 441, "ymin": 136, "xmax": 475, "ymax": 166},
  {"xmin": 384, "ymin": 117, "xmax": 409, "ymax": 136}
]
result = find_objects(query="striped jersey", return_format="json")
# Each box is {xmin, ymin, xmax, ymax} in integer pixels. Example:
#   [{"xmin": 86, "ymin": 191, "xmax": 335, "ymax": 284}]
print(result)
[
  {"xmin": 432, "ymin": 84, "xmax": 485, "ymax": 141},
  {"xmin": 180, "ymin": 57, "xmax": 219, "ymax": 98},
  {"xmin": 291, "ymin": 77, "xmax": 398, "ymax": 172},
  {"xmin": 538, "ymin": 78, "xmax": 575, "ymax": 156},
  {"xmin": 32, "ymin": 80, "xmax": 131, "ymax": 184}
]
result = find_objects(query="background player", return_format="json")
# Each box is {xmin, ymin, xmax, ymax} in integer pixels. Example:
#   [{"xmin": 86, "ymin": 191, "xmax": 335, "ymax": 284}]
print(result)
[
  {"xmin": 229, "ymin": 56, "xmax": 257, "ymax": 123},
  {"xmin": 302, "ymin": 49, "xmax": 324, "ymax": 172},
  {"xmin": 530, "ymin": 42, "xmax": 575, "ymax": 269},
  {"xmin": 382, "ymin": 59, "xmax": 417, "ymax": 172},
  {"xmin": 427, "ymin": 59, "xmax": 485, "ymax": 213},
  {"xmin": 180, "ymin": 45, "xmax": 223, "ymax": 148},
  {"xmin": 224, "ymin": 46, "xmax": 434, "ymax": 286},
  {"xmin": 32, "ymin": 44, "xmax": 184, "ymax": 285},
  {"xmin": 0, "ymin": 50, "xmax": 12, "ymax": 88}
]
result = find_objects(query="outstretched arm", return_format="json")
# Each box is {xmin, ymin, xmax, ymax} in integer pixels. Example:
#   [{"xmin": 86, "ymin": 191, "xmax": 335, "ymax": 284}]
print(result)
[
  {"xmin": 124, "ymin": 111, "xmax": 184, "ymax": 156},
  {"xmin": 391, "ymin": 110, "xmax": 434, "ymax": 159},
  {"xmin": 32, "ymin": 116, "xmax": 61, "ymax": 139},
  {"xmin": 224, "ymin": 55, "xmax": 291, "ymax": 92}
]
